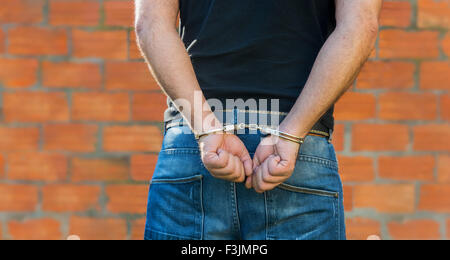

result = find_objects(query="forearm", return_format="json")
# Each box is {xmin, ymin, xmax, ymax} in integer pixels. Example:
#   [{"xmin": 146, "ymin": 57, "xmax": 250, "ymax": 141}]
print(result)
[
  {"xmin": 135, "ymin": 1, "xmax": 218, "ymax": 133},
  {"xmin": 281, "ymin": 1, "xmax": 381, "ymax": 137}
]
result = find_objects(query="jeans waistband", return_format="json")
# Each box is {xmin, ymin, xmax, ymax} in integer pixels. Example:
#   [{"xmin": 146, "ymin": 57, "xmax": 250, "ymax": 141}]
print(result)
[{"xmin": 164, "ymin": 109, "xmax": 333, "ymax": 142}]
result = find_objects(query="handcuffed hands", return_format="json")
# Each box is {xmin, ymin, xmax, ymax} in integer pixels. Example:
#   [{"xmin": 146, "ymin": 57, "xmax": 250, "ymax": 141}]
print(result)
[
  {"xmin": 246, "ymin": 135, "xmax": 300, "ymax": 193},
  {"xmin": 198, "ymin": 132, "xmax": 253, "ymax": 183},
  {"xmin": 198, "ymin": 127, "xmax": 301, "ymax": 193}
]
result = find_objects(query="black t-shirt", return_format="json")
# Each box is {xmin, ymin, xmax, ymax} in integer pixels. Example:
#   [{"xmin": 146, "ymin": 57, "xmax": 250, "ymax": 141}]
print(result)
[{"xmin": 165, "ymin": 0, "xmax": 337, "ymax": 131}]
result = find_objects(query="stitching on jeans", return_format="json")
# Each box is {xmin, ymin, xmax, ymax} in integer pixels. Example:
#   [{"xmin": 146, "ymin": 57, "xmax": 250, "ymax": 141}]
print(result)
[
  {"xmin": 232, "ymin": 182, "xmax": 241, "ymax": 238},
  {"xmin": 297, "ymin": 154, "xmax": 338, "ymax": 170},
  {"xmin": 151, "ymin": 174, "xmax": 203, "ymax": 184},
  {"xmin": 160, "ymin": 148, "xmax": 200, "ymax": 154},
  {"xmin": 146, "ymin": 229, "xmax": 199, "ymax": 240},
  {"xmin": 200, "ymin": 176, "xmax": 205, "ymax": 240},
  {"xmin": 264, "ymin": 192, "xmax": 269, "ymax": 240}
]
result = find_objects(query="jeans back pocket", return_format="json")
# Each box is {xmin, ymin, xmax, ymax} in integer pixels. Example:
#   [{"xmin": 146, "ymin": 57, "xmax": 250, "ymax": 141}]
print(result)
[{"xmin": 144, "ymin": 150, "xmax": 204, "ymax": 240}]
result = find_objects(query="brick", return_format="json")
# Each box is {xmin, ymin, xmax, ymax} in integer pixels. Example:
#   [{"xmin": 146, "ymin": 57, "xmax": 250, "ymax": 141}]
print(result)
[
  {"xmin": 130, "ymin": 154, "xmax": 157, "ymax": 181},
  {"xmin": 420, "ymin": 62, "xmax": 450, "ymax": 90},
  {"xmin": 419, "ymin": 184, "xmax": 450, "ymax": 213},
  {"xmin": 379, "ymin": 30, "xmax": 439, "ymax": 58},
  {"xmin": 354, "ymin": 184, "xmax": 415, "ymax": 213},
  {"xmin": 105, "ymin": 62, "xmax": 159, "ymax": 90},
  {"xmin": 42, "ymin": 61, "xmax": 102, "ymax": 89},
  {"xmin": 443, "ymin": 33, "xmax": 450, "ymax": 57},
  {"xmin": 3, "ymin": 92, "xmax": 69, "ymax": 122},
  {"xmin": 446, "ymin": 219, "xmax": 450, "ymax": 239},
  {"xmin": 442, "ymin": 94, "xmax": 450, "ymax": 121},
  {"xmin": 8, "ymin": 27, "xmax": 68, "ymax": 56},
  {"xmin": 356, "ymin": 61, "xmax": 415, "ymax": 89},
  {"xmin": 418, "ymin": 0, "xmax": 450, "ymax": 29},
  {"xmin": 72, "ymin": 157, "xmax": 129, "ymax": 182},
  {"xmin": 352, "ymin": 124, "xmax": 409, "ymax": 151},
  {"xmin": 438, "ymin": 155, "xmax": 450, "ymax": 183},
  {"xmin": 331, "ymin": 123, "xmax": 344, "ymax": 152},
  {"xmin": 343, "ymin": 185, "xmax": 353, "ymax": 212},
  {"xmin": 129, "ymin": 32, "xmax": 143, "ymax": 59},
  {"xmin": 106, "ymin": 184, "xmax": 148, "ymax": 214},
  {"xmin": 379, "ymin": 92, "xmax": 437, "ymax": 120},
  {"xmin": 42, "ymin": 184, "xmax": 100, "ymax": 212},
  {"xmin": 0, "ymin": 184, "xmax": 38, "ymax": 211},
  {"xmin": 43, "ymin": 124, "xmax": 98, "ymax": 152},
  {"xmin": 380, "ymin": 1, "xmax": 412, "ymax": 28},
  {"xmin": 334, "ymin": 92, "xmax": 376, "ymax": 120},
  {"xmin": 103, "ymin": 125, "xmax": 162, "ymax": 152},
  {"xmin": 7, "ymin": 152, "xmax": 67, "ymax": 181},
  {"xmin": 0, "ymin": 58, "xmax": 38, "ymax": 88},
  {"xmin": 0, "ymin": 154, "xmax": 4, "ymax": 178},
  {"xmin": 8, "ymin": 219, "xmax": 61, "ymax": 240},
  {"xmin": 0, "ymin": 28, "xmax": 4, "ymax": 53},
  {"xmin": 104, "ymin": 0, "xmax": 134, "ymax": 27},
  {"xmin": 0, "ymin": 127, "xmax": 39, "ymax": 151},
  {"xmin": 50, "ymin": 0, "xmax": 100, "ymax": 26},
  {"xmin": 73, "ymin": 30, "xmax": 128, "ymax": 60},
  {"xmin": 337, "ymin": 156, "xmax": 374, "ymax": 182},
  {"xmin": 0, "ymin": 0, "xmax": 44, "ymax": 24},
  {"xmin": 132, "ymin": 92, "xmax": 167, "ymax": 121},
  {"xmin": 72, "ymin": 92, "xmax": 130, "ymax": 121},
  {"xmin": 379, "ymin": 155, "xmax": 435, "ymax": 181},
  {"xmin": 346, "ymin": 218, "xmax": 381, "ymax": 240},
  {"xmin": 69, "ymin": 216, "xmax": 127, "ymax": 240},
  {"xmin": 388, "ymin": 219, "xmax": 440, "ymax": 240},
  {"xmin": 131, "ymin": 218, "xmax": 146, "ymax": 240},
  {"xmin": 413, "ymin": 124, "xmax": 450, "ymax": 151}
]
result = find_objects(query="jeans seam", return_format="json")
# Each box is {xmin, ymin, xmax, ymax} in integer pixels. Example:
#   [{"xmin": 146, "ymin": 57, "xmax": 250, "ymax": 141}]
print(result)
[
  {"xmin": 297, "ymin": 154, "xmax": 338, "ymax": 170},
  {"xmin": 233, "ymin": 182, "xmax": 241, "ymax": 238},
  {"xmin": 264, "ymin": 192, "xmax": 269, "ymax": 240},
  {"xmin": 230, "ymin": 182, "xmax": 241, "ymax": 237},
  {"xmin": 200, "ymin": 176, "xmax": 205, "ymax": 240},
  {"xmin": 146, "ymin": 228, "xmax": 199, "ymax": 240}
]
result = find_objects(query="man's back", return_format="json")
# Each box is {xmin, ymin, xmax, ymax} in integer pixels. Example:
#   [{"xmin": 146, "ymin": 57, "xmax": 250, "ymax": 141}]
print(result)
[{"xmin": 172, "ymin": 0, "xmax": 336, "ymax": 129}]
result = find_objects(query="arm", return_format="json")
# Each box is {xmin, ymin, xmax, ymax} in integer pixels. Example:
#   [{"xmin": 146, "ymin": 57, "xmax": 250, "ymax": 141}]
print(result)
[
  {"xmin": 280, "ymin": 0, "xmax": 382, "ymax": 137},
  {"xmin": 135, "ymin": 0, "xmax": 252, "ymax": 182},
  {"xmin": 249, "ymin": 0, "xmax": 382, "ymax": 192}
]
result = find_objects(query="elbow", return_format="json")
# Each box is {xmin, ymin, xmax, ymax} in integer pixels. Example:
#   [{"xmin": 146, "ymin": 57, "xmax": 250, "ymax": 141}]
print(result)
[
  {"xmin": 135, "ymin": 17, "xmax": 149, "ymax": 42},
  {"xmin": 366, "ymin": 18, "xmax": 379, "ymax": 43}
]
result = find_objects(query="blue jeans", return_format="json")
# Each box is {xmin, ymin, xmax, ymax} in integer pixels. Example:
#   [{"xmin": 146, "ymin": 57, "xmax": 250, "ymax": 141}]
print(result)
[{"xmin": 144, "ymin": 116, "xmax": 346, "ymax": 240}]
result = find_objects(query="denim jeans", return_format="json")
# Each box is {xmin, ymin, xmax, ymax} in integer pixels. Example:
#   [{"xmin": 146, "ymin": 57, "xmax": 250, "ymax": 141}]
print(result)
[{"xmin": 144, "ymin": 113, "xmax": 346, "ymax": 240}]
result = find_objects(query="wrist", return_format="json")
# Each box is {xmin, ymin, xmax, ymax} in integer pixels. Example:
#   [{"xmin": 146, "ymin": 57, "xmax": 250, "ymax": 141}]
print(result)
[
  {"xmin": 279, "ymin": 119, "xmax": 308, "ymax": 139},
  {"xmin": 192, "ymin": 111, "xmax": 223, "ymax": 134}
]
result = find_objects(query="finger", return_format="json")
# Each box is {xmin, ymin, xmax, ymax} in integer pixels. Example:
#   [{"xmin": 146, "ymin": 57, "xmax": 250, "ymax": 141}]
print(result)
[
  {"xmin": 252, "ymin": 154, "xmax": 260, "ymax": 172},
  {"xmin": 252, "ymin": 166, "xmax": 260, "ymax": 192},
  {"xmin": 233, "ymin": 156, "xmax": 245, "ymax": 183},
  {"xmin": 267, "ymin": 155, "xmax": 297, "ymax": 178},
  {"xmin": 231, "ymin": 138, "xmax": 253, "ymax": 176},
  {"xmin": 261, "ymin": 156, "xmax": 288, "ymax": 184},
  {"xmin": 202, "ymin": 148, "xmax": 229, "ymax": 169},
  {"xmin": 245, "ymin": 174, "xmax": 253, "ymax": 189},
  {"xmin": 253, "ymin": 165, "xmax": 271, "ymax": 193},
  {"xmin": 243, "ymin": 158, "xmax": 253, "ymax": 177},
  {"xmin": 210, "ymin": 152, "xmax": 236, "ymax": 176}
]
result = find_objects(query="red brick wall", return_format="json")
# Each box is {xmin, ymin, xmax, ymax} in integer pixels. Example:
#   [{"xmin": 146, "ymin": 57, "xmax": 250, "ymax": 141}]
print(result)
[{"xmin": 0, "ymin": 0, "xmax": 448, "ymax": 240}]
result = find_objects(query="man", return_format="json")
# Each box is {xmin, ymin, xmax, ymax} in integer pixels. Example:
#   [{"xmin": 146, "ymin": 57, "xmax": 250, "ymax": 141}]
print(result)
[{"xmin": 135, "ymin": 0, "xmax": 381, "ymax": 240}]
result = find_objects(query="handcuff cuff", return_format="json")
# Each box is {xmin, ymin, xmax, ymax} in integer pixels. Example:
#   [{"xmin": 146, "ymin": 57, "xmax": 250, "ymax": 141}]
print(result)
[{"xmin": 194, "ymin": 123, "xmax": 305, "ymax": 145}]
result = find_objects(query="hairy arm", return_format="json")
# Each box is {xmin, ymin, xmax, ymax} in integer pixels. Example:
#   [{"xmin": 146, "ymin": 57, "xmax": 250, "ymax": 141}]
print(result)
[
  {"xmin": 280, "ymin": 0, "xmax": 382, "ymax": 137},
  {"xmin": 135, "ymin": 0, "xmax": 252, "ymax": 182},
  {"xmin": 135, "ymin": 0, "xmax": 216, "ymax": 132},
  {"xmin": 250, "ymin": 0, "xmax": 382, "ymax": 192}
]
